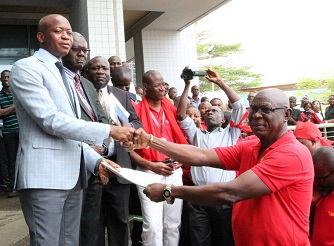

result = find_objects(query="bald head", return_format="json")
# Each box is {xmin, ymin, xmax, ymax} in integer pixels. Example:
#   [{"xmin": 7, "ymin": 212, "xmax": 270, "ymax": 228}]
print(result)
[
  {"xmin": 108, "ymin": 56, "xmax": 122, "ymax": 71},
  {"xmin": 313, "ymin": 146, "xmax": 334, "ymax": 170},
  {"xmin": 143, "ymin": 70, "xmax": 162, "ymax": 86},
  {"xmin": 253, "ymin": 89, "xmax": 289, "ymax": 108},
  {"xmin": 72, "ymin": 32, "xmax": 84, "ymax": 39},
  {"xmin": 111, "ymin": 66, "xmax": 132, "ymax": 91}
]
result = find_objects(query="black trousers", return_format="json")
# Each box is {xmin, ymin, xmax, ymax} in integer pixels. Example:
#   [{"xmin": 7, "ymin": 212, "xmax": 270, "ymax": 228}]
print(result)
[
  {"xmin": 102, "ymin": 177, "xmax": 130, "ymax": 246},
  {"xmin": 188, "ymin": 202, "xmax": 234, "ymax": 246},
  {"xmin": 3, "ymin": 132, "xmax": 19, "ymax": 189}
]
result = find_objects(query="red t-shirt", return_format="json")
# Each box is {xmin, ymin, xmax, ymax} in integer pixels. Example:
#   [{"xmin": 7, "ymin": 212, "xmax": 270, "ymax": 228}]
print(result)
[
  {"xmin": 200, "ymin": 121, "xmax": 207, "ymax": 130},
  {"xmin": 311, "ymin": 191, "xmax": 334, "ymax": 246},
  {"xmin": 214, "ymin": 131, "xmax": 313, "ymax": 245}
]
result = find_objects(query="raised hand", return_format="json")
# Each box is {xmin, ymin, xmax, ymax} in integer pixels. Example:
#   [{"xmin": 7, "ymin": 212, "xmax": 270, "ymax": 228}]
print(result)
[
  {"xmin": 205, "ymin": 68, "xmax": 222, "ymax": 84},
  {"xmin": 181, "ymin": 66, "xmax": 191, "ymax": 86}
]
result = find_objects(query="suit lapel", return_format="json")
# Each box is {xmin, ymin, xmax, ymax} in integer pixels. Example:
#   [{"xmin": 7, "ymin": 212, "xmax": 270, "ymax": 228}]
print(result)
[{"xmin": 34, "ymin": 51, "xmax": 78, "ymax": 117}]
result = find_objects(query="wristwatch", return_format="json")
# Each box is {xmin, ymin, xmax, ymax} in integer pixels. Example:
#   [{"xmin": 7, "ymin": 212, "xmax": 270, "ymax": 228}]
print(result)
[{"xmin": 163, "ymin": 184, "xmax": 175, "ymax": 204}]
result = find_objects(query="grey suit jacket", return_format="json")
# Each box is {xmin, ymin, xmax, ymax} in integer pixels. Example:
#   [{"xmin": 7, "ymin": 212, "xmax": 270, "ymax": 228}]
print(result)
[
  {"xmin": 10, "ymin": 49, "xmax": 109, "ymax": 190},
  {"xmin": 107, "ymin": 86, "xmax": 142, "ymax": 184}
]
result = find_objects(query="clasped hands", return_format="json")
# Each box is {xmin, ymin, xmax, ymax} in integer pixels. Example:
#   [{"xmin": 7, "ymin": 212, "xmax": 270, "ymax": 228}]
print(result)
[{"xmin": 109, "ymin": 122, "xmax": 153, "ymax": 151}]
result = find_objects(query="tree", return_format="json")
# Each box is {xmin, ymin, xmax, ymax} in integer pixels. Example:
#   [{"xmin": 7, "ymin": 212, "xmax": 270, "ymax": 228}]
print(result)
[
  {"xmin": 296, "ymin": 77, "xmax": 334, "ymax": 102},
  {"xmin": 196, "ymin": 42, "xmax": 262, "ymax": 92},
  {"xmin": 197, "ymin": 43, "xmax": 243, "ymax": 59}
]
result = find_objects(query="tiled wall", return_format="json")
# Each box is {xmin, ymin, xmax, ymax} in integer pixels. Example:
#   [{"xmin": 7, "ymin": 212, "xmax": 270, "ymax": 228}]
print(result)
[
  {"xmin": 142, "ymin": 26, "xmax": 199, "ymax": 92},
  {"xmin": 83, "ymin": 0, "xmax": 126, "ymax": 61}
]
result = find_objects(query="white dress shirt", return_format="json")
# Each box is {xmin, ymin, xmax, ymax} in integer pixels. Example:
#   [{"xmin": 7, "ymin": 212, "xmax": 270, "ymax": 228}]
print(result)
[{"xmin": 178, "ymin": 99, "xmax": 245, "ymax": 186}]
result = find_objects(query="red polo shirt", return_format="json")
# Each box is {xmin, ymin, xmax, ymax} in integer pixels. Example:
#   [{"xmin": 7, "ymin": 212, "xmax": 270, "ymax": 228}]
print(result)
[
  {"xmin": 311, "ymin": 191, "xmax": 334, "ymax": 245},
  {"xmin": 214, "ymin": 131, "xmax": 313, "ymax": 245},
  {"xmin": 148, "ymin": 106, "xmax": 174, "ymax": 161}
]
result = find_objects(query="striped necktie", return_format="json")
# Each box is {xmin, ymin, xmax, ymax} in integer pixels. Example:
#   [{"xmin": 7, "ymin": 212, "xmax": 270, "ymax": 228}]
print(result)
[{"xmin": 74, "ymin": 75, "xmax": 96, "ymax": 121}]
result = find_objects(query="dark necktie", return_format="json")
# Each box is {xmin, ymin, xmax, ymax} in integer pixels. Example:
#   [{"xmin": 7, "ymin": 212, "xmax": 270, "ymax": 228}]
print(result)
[
  {"xmin": 74, "ymin": 74, "xmax": 96, "ymax": 121},
  {"xmin": 55, "ymin": 61, "xmax": 77, "ymax": 114}
]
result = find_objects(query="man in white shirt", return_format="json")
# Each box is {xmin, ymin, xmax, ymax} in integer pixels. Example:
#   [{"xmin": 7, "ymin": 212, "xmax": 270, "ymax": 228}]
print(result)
[{"xmin": 177, "ymin": 67, "xmax": 245, "ymax": 246}]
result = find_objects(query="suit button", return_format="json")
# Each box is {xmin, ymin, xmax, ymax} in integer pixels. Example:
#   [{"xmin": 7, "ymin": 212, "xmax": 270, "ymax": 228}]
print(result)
[{"xmin": 78, "ymin": 143, "xmax": 81, "ymax": 147}]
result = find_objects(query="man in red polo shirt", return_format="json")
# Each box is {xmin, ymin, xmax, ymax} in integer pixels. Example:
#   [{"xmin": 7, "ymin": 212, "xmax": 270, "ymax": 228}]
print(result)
[{"xmin": 136, "ymin": 87, "xmax": 313, "ymax": 245}]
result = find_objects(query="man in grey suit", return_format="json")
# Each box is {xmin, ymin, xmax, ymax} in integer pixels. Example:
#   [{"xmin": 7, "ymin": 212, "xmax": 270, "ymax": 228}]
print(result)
[
  {"xmin": 10, "ymin": 14, "xmax": 134, "ymax": 246},
  {"xmin": 87, "ymin": 56, "xmax": 142, "ymax": 245},
  {"xmin": 62, "ymin": 32, "xmax": 109, "ymax": 246}
]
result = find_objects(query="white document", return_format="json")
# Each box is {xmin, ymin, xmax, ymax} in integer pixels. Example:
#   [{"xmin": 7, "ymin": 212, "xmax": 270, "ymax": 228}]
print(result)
[{"xmin": 101, "ymin": 161, "xmax": 164, "ymax": 187}]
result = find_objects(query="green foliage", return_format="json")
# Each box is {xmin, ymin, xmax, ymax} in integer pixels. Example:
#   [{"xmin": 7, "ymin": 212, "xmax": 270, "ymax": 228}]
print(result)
[
  {"xmin": 196, "ymin": 40, "xmax": 262, "ymax": 92},
  {"xmin": 296, "ymin": 77, "xmax": 334, "ymax": 102},
  {"xmin": 196, "ymin": 29, "xmax": 212, "ymax": 45},
  {"xmin": 296, "ymin": 77, "xmax": 322, "ymax": 90},
  {"xmin": 199, "ymin": 64, "xmax": 262, "ymax": 93},
  {"xmin": 197, "ymin": 43, "xmax": 243, "ymax": 60}
]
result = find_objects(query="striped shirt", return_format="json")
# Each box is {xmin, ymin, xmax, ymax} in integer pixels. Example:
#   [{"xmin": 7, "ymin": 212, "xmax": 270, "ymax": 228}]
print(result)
[{"xmin": 0, "ymin": 89, "xmax": 19, "ymax": 134}]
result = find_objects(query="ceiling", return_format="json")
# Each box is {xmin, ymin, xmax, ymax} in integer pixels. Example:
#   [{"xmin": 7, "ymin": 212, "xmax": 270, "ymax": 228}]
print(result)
[
  {"xmin": 0, "ymin": 0, "xmax": 230, "ymax": 32},
  {"xmin": 123, "ymin": 0, "xmax": 231, "ymax": 31}
]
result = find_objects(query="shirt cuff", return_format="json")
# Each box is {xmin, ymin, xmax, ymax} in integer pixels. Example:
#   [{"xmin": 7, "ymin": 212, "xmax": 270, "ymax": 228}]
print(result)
[
  {"xmin": 94, "ymin": 157, "xmax": 104, "ymax": 176},
  {"xmin": 104, "ymin": 124, "xmax": 110, "ymax": 139}
]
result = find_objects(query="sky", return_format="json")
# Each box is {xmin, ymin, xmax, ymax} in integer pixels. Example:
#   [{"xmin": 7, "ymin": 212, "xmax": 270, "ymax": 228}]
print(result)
[{"xmin": 197, "ymin": 0, "xmax": 334, "ymax": 86}]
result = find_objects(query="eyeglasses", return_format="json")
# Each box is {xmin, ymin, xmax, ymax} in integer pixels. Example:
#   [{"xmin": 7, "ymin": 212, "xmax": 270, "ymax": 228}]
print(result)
[
  {"xmin": 71, "ymin": 47, "xmax": 90, "ymax": 54},
  {"xmin": 147, "ymin": 83, "xmax": 165, "ymax": 89},
  {"xmin": 249, "ymin": 106, "xmax": 286, "ymax": 115},
  {"xmin": 314, "ymin": 170, "xmax": 334, "ymax": 183}
]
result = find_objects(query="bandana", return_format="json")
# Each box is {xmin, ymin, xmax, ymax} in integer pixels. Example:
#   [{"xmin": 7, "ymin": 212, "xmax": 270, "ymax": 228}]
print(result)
[
  {"xmin": 294, "ymin": 121, "xmax": 333, "ymax": 146},
  {"xmin": 229, "ymin": 111, "xmax": 253, "ymax": 133}
]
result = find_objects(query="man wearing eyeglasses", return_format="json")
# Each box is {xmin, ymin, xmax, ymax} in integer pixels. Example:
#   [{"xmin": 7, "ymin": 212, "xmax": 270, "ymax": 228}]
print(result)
[
  {"xmin": 310, "ymin": 146, "xmax": 334, "ymax": 245},
  {"xmin": 62, "ymin": 32, "xmax": 110, "ymax": 246},
  {"xmin": 137, "ymin": 87, "xmax": 314, "ymax": 245},
  {"xmin": 132, "ymin": 70, "xmax": 188, "ymax": 246}
]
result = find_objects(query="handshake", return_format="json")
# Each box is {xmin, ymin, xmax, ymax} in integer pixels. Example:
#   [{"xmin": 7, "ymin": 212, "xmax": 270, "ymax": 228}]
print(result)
[{"xmin": 109, "ymin": 125, "xmax": 153, "ymax": 151}]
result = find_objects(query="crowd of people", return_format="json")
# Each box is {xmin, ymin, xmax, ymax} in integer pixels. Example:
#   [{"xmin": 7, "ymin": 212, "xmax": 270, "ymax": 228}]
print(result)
[{"xmin": 1, "ymin": 13, "xmax": 334, "ymax": 246}]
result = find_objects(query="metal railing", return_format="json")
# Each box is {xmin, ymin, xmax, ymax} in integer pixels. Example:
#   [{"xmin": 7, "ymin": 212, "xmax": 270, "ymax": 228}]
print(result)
[{"xmin": 287, "ymin": 122, "xmax": 334, "ymax": 142}]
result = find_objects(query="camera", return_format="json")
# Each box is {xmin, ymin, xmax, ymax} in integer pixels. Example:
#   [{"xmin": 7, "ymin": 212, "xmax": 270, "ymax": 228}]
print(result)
[{"xmin": 180, "ymin": 68, "xmax": 207, "ymax": 80}]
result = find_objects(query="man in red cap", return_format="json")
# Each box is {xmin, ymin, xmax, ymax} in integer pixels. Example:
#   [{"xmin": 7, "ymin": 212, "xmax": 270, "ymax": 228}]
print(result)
[{"xmin": 294, "ymin": 121, "xmax": 333, "ymax": 154}]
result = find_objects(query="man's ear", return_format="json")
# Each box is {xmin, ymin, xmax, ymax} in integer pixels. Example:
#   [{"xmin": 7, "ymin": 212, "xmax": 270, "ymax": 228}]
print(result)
[
  {"xmin": 37, "ymin": 32, "xmax": 44, "ymax": 44},
  {"xmin": 284, "ymin": 108, "xmax": 292, "ymax": 122},
  {"xmin": 143, "ymin": 83, "xmax": 148, "ymax": 91},
  {"xmin": 221, "ymin": 117, "xmax": 226, "ymax": 124}
]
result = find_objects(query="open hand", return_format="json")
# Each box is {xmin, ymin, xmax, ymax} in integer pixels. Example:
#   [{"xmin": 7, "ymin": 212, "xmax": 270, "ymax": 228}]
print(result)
[{"xmin": 205, "ymin": 68, "xmax": 222, "ymax": 84}]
